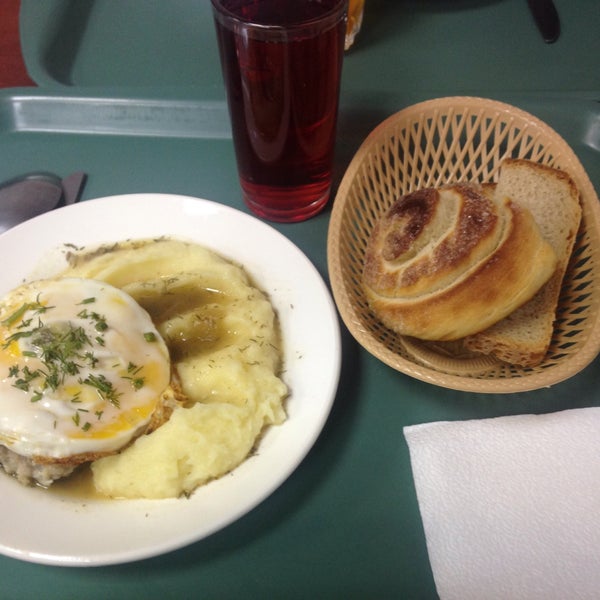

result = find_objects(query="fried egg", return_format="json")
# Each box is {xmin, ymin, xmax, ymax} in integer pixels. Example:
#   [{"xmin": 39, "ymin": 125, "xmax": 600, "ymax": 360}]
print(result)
[{"xmin": 0, "ymin": 277, "xmax": 170, "ymax": 462}]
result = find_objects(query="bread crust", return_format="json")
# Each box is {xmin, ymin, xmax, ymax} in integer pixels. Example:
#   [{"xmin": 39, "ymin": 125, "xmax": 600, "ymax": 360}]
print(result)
[
  {"xmin": 463, "ymin": 159, "xmax": 582, "ymax": 366},
  {"xmin": 362, "ymin": 184, "xmax": 558, "ymax": 340}
]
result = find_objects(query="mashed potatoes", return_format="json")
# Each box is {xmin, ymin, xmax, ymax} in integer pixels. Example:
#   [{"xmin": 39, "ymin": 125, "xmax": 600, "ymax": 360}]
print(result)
[{"xmin": 62, "ymin": 238, "xmax": 288, "ymax": 499}]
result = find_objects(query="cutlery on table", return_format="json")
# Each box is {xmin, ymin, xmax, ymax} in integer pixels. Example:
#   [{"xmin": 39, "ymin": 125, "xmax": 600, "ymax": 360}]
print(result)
[{"xmin": 0, "ymin": 171, "xmax": 87, "ymax": 233}]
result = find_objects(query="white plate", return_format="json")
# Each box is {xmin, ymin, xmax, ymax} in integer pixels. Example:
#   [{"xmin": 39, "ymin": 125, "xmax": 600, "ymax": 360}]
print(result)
[{"xmin": 0, "ymin": 194, "xmax": 341, "ymax": 566}]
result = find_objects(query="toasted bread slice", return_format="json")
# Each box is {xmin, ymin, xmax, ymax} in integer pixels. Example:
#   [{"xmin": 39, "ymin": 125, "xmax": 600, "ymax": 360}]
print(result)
[{"xmin": 463, "ymin": 159, "xmax": 582, "ymax": 367}]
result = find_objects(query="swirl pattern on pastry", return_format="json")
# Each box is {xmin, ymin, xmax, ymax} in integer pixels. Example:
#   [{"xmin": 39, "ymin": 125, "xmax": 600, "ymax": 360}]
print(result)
[{"xmin": 362, "ymin": 184, "xmax": 558, "ymax": 340}]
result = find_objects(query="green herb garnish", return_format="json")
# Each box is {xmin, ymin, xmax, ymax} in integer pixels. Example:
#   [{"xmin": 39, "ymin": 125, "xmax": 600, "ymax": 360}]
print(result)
[{"xmin": 80, "ymin": 373, "xmax": 121, "ymax": 408}]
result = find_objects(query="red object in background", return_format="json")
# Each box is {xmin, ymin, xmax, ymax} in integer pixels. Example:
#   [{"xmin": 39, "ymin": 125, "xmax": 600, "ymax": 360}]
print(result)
[{"xmin": 0, "ymin": 0, "xmax": 36, "ymax": 87}]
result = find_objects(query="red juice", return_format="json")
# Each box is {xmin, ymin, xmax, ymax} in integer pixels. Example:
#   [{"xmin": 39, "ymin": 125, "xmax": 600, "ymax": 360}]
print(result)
[{"xmin": 212, "ymin": 0, "xmax": 346, "ymax": 222}]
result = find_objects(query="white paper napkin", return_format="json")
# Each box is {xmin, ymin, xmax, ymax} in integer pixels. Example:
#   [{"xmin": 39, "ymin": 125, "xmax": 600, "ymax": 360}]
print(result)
[{"xmin": 403, "ymin": 407, "xmax": 600, "ymax": 600}]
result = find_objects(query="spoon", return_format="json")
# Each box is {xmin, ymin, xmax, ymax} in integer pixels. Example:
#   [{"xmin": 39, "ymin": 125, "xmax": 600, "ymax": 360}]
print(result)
[{"xmin": 0, "ymin": 171, "xmax": 87, "ymax": 234}]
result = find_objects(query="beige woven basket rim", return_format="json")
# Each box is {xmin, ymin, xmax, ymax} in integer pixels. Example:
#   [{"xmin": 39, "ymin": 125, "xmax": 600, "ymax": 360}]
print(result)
[{"xmin": 327, "ymin": 96, "xmax": 600, "ymax": 393}]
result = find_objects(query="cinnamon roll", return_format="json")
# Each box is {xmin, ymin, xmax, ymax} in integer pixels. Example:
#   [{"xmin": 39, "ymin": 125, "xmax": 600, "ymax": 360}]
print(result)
[{"xmin": 362, "ymin": 184, "xmax": 557, "ymax": 341}]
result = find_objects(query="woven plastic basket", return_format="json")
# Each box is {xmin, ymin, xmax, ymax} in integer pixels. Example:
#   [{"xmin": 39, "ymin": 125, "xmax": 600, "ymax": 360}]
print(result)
[{"xmin": 328, "ymin": 97, "xmax": 600, "ymax": 393}]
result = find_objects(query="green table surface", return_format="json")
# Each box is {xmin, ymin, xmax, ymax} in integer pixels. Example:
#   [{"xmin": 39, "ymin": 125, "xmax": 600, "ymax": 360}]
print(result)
[{"xmin": 0, "ymin": 0, "xmax": 599, "ymax": 598}]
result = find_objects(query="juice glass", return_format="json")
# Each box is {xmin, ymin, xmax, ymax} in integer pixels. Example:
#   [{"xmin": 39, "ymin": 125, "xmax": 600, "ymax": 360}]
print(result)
[{"xmin": 211, "ymin": 0, "xmax": 347, "ymax": 222}]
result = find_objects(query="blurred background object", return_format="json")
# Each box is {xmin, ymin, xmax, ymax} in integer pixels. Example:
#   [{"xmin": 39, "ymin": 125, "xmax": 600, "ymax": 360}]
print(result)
[
  {"xmin": 345, "ymin": 0, "xmax": 365, "ymax": 50},
  {"xmin": 0, "ymin": 0, "xmax": 35, "ymax": 87}
]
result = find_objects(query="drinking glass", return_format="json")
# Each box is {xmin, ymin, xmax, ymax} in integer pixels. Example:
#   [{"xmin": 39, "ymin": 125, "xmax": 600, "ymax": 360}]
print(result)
[{"xmin": 211, "ymin": 0, "xmax": 347, "ymax": 222}]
